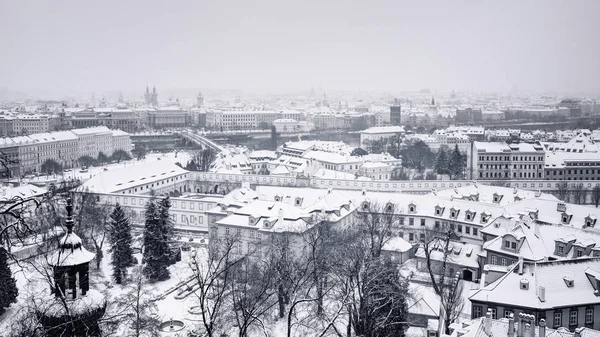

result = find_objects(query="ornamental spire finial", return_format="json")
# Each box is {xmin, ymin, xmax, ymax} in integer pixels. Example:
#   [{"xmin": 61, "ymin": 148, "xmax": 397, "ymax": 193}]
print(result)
[{"xmin": 65, "ymin": 198, "xmax": 74, "ymax": 234}]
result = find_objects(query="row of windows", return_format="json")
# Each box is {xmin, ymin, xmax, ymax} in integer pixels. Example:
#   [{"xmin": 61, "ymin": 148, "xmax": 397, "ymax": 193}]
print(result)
[
  {"xmin": 489, "ymin": 255, "xmax": 513, "ymax": 266},
  {"xmin": 478, "ymin": 156, "xmax": 544, "ymax": 162},
  {"xmin": 472, "ymin": 307, "xmax": 594, "ymax": 327}
]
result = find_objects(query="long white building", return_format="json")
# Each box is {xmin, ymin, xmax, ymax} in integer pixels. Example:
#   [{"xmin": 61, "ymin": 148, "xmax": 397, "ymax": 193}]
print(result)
[{"xmin": 0, "ymin": 126, "xmax": 132, "ymax": 177}]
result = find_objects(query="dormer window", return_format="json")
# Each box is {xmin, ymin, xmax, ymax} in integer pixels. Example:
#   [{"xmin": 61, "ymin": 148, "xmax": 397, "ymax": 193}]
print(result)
[
  {"xmin": 465, "ymin": 209, "xmax": 476, "ymax": 221},
  {"xmin": 561, "ymin": 212, "xmax": 573, "ymax": 224},
  {"xmin": 585, "ymin": 215, "xmax": 597, "ymax": 228},
  {"xmin": 385, "ymin": 202, "xmax": 394, "ymax": 213},
  {"xmin": 492, "ymin": 193, "xmax": 503, "ymax": 204},
  {"xmin": 295, "ymin": 197, "xmax": 303, "ymax": 206},
  {"xmin": 408, "ymin": 202, "xmax": 416, "ymax": 214},
  {"xmin": 274, "ymin": 195, "xmax": 282, "ymax": 202},
  {"xmin": 558, "ymin": 245, "xmax": 564, "ymax": 254},
  {"xmin": 520, "ymin": 279, "xmax": 529, "ymax": 290},
  {"xmin": 481, "ymin": 213, "xmax": 490, "ymax": 223},
  {"xmin": 450, "ymin": 207, "xmax": 460, "ymax": 219},
  {"xmin": 435, "ymin": 204, "xmax": 445, "ymax": 216},
  {"xmin": 563, "ymin": 276, "xmax": 574, "ymax": 287},
  {"xmin": 361, "ymin": 201, "xmax": 370, "ymax": 211}
]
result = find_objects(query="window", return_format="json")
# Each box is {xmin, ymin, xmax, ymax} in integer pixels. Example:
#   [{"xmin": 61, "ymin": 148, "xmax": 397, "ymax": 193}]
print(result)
[
  {"xmin": 511, "ymin": 242, "xmax": 517, "ymax": 249},
  {"xmin": 420, "ymin": 233, "xmax": 425, "ymax": 242},
  {"xmin": 465, "ymin": 226, "xmax": 471, "ymax": 234},
  {"xmin": 473, "ymin": 228, "xmax": 478, "ymax": 236},
  {"xmin": 586, "ymin": 308, "xmax": 594, "ymax": 324},
  {"xmin": 491, "ymin": 255, "xmax": 497, "ymax": 265},
  {"xmin": 409, "ymin": 218, "xmax": 414, "ymax": 226},
  {"xmin": 409, "ymin": 233, "xmax": 414, "ymax": 241},
  {"xmin": 554, "ymin": 312, "xmax": 562, "ymax": 329},
  {"xmin": 420, "ymin": 219, "xmax": 426, "ymax": 226},
  {"xmin": 504, "ymin": 310, "xmax": 513, "ymax": 319},
  {"xmin": 226, "ymin": 227, "xmax": 230, "ymax": 235},
  {"xmin": 249, "ymin": 231, "xmax": 254, "ymax": 238},
  {"xmin": 473, "ymin": 306, "xmax": 483, "ymax": 318},
  {"xmin": 457, "ymin": 225, "xmax": 463, "ymax": 233},
  {"xmin": 504, "ymin": 241, "xmax": 510, "ymax": 248},
  {"xmin": 490, "ymin": 308, "xmax": 497, "ymax": 319},
  {"xmin": 576, "ymin": 250, "xmax": 583, "ymax": 257},
  {"xmin": 435, "ymin": 221, "xmax": 440, "ymax": 229},
  {"xmin": 502, "ymin": 258, "xmax": 508, "ymax": 266},
  {"xmin": 559, "ymin": 246, "xmax": 564, "ymax": 254},
  {"xmin": 570, "ymin": 311, "xmax": 577, "ymax": 326}
]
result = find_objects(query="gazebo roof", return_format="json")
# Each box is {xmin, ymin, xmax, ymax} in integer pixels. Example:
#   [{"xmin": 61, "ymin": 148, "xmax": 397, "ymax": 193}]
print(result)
[{"xmin": 49, "ymin": 198, "xmax": 95, "ymax": 267}]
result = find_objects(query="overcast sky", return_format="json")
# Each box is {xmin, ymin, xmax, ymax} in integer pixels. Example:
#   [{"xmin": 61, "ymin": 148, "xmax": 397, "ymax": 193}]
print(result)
[{"xmin": 1, "ymin": 0, "xmax": 599, "ymax": 97}]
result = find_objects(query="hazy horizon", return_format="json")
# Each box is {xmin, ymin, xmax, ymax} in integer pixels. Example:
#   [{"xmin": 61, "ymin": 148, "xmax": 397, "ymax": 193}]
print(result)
[{"xmin": 1, "ymin": 0, "xmax": 599, "ymax": 99}]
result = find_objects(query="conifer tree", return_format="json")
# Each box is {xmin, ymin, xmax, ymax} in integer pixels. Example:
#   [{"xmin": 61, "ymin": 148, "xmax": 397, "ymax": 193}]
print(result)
[
  {"xmin": 0, "ymin": 246, "xmax": 18, "ymax": 314},
  {"xmin": 449, "ymin": 144, "xmax": 465, "ymax": 180},
  {"xmin": 142, "ymin": 199, "xmax": 170, "ymax": 282},
  {"xmin": 109, "ymin": 203, "xmax": 134, "ymax": 284},
  {"xmin": 158, "ymin": 196, "xmax": 174, "ymax": 240},
  {"xmin": 435, "ymin": 146, "xmax": 449, "ymax": 175}
]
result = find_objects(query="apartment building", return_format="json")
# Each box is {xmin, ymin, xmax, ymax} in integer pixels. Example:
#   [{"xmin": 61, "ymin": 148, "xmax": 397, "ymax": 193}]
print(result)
[
  {"xmin": 0, "ymin": 114, "xmax": 60, "ymax": 136},
  {"xmin": 472, "ymin": 142, "xmax": 545, "ymax": 180},
  {"xmin": 71, "ymin": 126, "xmax": 114, "ymax": 159},
  {"xmin": 545, "ymin": 152, "xmax": 600, "ymax": 180},
  {"xmin": 470, "ymin": 258, "xmax": 600, "ymax": 331},
  {"xmin": 206, "ymin": 110, "xmax": 303, "ymax": 130},
  {"xmin": 28, "ymin": 131, "xmax": 79, "ymax": 169},
  {"xmin": 0, "ymin": 127, "xmax": 131, "ymax": 175}
]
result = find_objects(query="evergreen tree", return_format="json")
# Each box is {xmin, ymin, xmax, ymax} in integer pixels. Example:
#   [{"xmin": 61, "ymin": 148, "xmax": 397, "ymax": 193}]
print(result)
[
  {"xmin": 0, "ymin": 247, "xmax": 18, "ymax": 314},
  {"xmin": 142, "ymin": 199, "xmax": 170, "ymax": 282},
  {"xmin": 158, "ymin": 196, "xmax": 174, "ymax": 239},
  {"xmin": 435, "ymin": 147, "xmax": 449, "ymax": 175},
  {"xmin": 449, "ymin": 144, "xmax": 465, "ymax": 180},
  {"xmin": 109, "ymin": 203, "xmax": 134, "ymax": 284}
]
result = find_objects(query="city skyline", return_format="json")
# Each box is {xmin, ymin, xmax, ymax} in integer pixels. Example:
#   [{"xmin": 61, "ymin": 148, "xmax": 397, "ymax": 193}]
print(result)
[{"xmin": 1, "ymin": 0, "xmax": 599, "ymax": 98}]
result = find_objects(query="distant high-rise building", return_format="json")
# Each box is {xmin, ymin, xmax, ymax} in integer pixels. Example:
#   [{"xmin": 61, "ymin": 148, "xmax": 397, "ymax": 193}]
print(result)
[
  {"xmin": 390, "ymin": 98, "xmax": 402, "ymax": 125},
  {"xmin": 144, "ymin": 85, "xmax": 158, "ymax": 106}
]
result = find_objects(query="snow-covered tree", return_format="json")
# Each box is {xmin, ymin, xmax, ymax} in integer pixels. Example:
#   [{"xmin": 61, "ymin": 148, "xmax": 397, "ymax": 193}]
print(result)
[
  {"xmin": 158, "ymin": 197, "xmax": 174, "ymax": 240},
  {"xmin": 0, "ymin": 246, "xmax": 18, "ymax": 314},
  {"xmin": 142, "ymin": 199, "xmax": 170, "ymax": 282},
  {"xmin": 435, "ymin": 146, "xmax": 449, "ymax": 175},
  {"xmin": 109, "ymin": 203, "xmax": 134, "ymax": 284},
  {"xmin": 448, "ymin": 144, "xmax": 466, "ymax": 180}
]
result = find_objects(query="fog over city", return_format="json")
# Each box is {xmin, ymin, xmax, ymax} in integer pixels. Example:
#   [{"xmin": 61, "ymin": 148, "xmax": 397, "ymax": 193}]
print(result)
[
  {"xmin": 2, "ymin": 2, "xmax": 600, "ymax": 337},
  {"xmin": 1, "ymin": 0, "xmax": 600, "ymax": 98}
]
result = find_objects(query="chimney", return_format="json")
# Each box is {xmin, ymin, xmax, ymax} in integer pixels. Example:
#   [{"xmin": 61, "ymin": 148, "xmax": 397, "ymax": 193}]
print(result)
[
  {"xmin": 517, "ymin": 313, "xmax": 536, "ymax": 337},
  {"xmin": 574, "ymin": 327, "xmax": 585, "ymax": 337},
  {"xmin": 538, "ymin": 286, "xmax": 545, "ymax": 302},
  {"xmin": 278, "ymin": 208, "xmax": 284, "ymax": 223},
  {"xmin": 538, "ymin": 319, "xmax": 546, "ymax": 337},
  {"xmin": 484, "ymin": 309, "xmax": 492, "ymax": 335},
  {"xmin": 557, "ymin": 202, "xmax": 567, "ymax": 212},
  {"xmin": 508, "ymin": 313, "xmax": 515, "ymax": 337},
  {"xmin": 518, "ymin": 255, "xmax": 524, "ymax": 275}
]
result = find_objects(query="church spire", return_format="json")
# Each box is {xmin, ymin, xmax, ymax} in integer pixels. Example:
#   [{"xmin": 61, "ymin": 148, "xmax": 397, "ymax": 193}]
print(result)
[{"xmin": 431, "ymin": 96, "xmax": 435, "ymax": 106}]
